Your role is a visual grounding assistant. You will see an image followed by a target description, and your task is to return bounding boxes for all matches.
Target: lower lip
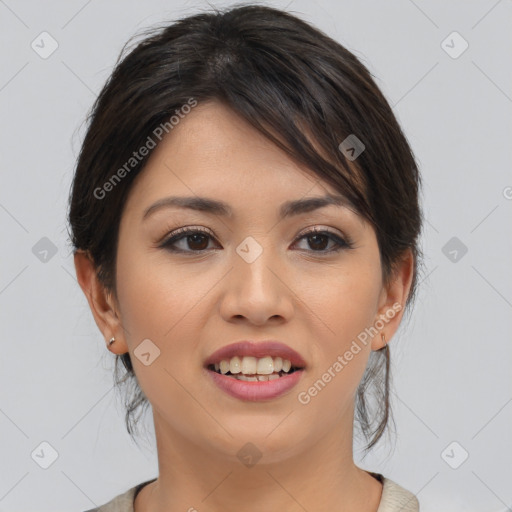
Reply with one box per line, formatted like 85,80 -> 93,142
206,369 -> 304,401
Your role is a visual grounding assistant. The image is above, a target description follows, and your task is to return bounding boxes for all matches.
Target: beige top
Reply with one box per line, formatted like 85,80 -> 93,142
84,473 -> 419,512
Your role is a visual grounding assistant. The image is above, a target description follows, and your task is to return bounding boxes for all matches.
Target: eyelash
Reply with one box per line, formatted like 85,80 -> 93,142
158,226 -> 354,255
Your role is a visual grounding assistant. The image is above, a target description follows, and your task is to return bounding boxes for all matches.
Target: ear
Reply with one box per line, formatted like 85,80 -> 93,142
371,248 -> 415,351
73,250 -> 129,354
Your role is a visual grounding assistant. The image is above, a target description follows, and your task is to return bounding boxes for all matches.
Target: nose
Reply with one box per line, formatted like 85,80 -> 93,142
219,237 -> 294,326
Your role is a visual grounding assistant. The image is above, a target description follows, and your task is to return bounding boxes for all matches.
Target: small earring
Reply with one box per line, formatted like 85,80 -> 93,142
108,337 -> 115,347
379,332 -> 387,351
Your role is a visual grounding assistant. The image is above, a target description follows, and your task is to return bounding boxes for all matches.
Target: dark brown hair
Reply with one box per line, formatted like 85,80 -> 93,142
67,3 -> 423,453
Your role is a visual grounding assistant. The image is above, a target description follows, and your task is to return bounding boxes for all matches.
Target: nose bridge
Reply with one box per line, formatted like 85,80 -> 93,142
234,233 -> 277,294
219,233 -> 292,324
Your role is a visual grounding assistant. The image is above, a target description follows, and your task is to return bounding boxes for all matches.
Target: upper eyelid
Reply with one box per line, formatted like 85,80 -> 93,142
296,225 -> 345,238
162,224 -> 346,241
161,225 -> 214,242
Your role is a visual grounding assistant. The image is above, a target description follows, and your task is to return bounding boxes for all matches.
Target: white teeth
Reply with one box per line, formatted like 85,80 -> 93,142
212,355 -> 296,375
219,360 -> 230,374
257,374 -> 279,381
229,356 -> 241,374
233,372 -> 283,381
234,373 -> 258,381
240,356 -> 257,374
256,356 -> 274,375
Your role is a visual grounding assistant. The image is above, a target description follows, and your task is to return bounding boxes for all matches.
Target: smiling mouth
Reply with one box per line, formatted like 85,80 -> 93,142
206,355 -> 304,382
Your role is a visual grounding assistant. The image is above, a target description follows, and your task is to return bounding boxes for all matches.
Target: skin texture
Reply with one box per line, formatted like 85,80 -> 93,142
75,100 -> 414,512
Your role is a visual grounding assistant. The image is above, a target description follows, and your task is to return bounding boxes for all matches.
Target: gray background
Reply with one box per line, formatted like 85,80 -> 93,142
1,1 -> 511,511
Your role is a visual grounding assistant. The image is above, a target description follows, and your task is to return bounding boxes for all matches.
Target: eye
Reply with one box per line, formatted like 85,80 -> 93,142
159,227 -> 219,253
159,226 -> 354,254
292,227 -> 353,254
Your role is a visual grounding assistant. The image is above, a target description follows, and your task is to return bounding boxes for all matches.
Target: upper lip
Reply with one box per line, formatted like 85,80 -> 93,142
204,340 -> 307,369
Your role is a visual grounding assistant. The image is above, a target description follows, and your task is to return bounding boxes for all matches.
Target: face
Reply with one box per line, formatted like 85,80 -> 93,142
90,100 -> 408,464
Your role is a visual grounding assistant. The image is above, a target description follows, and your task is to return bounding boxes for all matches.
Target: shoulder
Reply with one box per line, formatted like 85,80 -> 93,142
82,478 -> 157,512
377,475 -> 420,512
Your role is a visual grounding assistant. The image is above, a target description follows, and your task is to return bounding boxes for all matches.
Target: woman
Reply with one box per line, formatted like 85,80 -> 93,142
69,4 -> 423,511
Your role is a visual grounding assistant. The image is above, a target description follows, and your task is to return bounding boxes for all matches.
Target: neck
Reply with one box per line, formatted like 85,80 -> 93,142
135,409 -> 382,512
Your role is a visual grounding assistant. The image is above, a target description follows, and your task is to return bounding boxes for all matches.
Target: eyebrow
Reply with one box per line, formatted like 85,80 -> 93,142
142,193 -> 354,221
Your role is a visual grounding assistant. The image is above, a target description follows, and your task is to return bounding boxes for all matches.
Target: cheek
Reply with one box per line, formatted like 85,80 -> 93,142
114,246 -> 203,407
336,275 -> 380,341
115,248 -> 166,340
312,262 -> 381,348
114,243 -> 220,381
301,259 -> 382,409
115,242 -> 200,340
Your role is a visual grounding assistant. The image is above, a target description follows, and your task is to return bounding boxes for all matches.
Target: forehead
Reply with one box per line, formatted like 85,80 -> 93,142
122,100 -> 360,221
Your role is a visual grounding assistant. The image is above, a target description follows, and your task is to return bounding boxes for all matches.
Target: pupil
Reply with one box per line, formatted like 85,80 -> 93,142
309,234 -> 327,250
189,234 -> 208,250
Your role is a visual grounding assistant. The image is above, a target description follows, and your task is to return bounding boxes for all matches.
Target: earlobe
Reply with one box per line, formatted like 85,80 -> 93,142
73,250 -> 127,353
